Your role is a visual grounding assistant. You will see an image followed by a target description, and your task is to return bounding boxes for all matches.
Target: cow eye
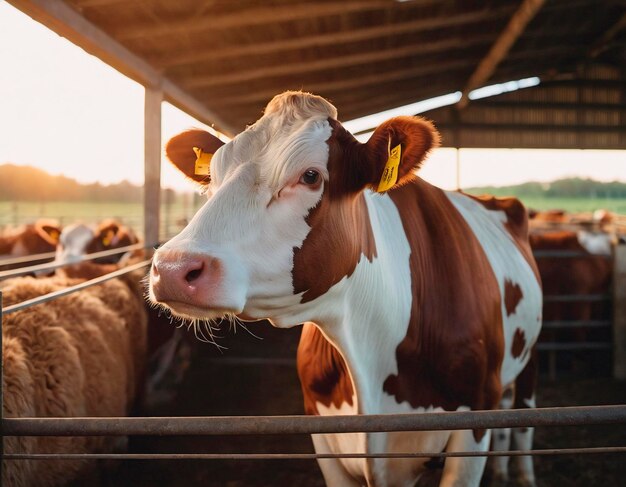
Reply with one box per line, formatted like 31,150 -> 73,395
300,169 -> 321,187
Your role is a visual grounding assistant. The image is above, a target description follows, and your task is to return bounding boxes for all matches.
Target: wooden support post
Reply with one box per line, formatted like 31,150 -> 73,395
613,242 -> 626,379
144,86 -> 162,251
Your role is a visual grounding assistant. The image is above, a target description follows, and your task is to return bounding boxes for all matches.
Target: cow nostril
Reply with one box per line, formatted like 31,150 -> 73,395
185,263 -> 204,283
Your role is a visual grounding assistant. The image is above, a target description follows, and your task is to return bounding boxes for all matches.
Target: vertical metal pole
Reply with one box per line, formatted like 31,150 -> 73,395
613,242 -> 626,379
144,86 -> 163,250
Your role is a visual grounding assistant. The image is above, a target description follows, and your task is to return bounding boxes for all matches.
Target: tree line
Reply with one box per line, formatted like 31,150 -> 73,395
0,163 -> 180,202
468,177 -> 626,198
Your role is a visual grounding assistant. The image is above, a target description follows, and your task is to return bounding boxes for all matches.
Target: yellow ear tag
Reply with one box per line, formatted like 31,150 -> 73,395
102,230 -> 114,246
49,229 -> 59,242
376,142 -> 402,193
193,147 -> 212,176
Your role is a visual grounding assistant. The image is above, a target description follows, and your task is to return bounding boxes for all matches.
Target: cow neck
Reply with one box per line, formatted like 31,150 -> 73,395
292,189 -> 377,303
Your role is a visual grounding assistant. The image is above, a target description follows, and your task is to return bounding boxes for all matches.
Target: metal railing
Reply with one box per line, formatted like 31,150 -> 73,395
0,242 -> 147,280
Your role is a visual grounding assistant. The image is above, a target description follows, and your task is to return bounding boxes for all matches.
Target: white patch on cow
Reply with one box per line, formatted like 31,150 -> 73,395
315,396 -> 366,482
445,192 -> 542,386
577,231 -> 612,256
10,239 -> 27,257
55,223 -> 94,264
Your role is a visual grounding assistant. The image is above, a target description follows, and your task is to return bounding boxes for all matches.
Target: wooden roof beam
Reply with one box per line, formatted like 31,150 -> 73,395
457,0 -> 545,110
198,44 -> 578,107
7,0 -> 238,136
156,6 -> 516,69
205,58 -> 477,107
186,34 -> 494,89
116,1 -> 394,41
589,12 -> 626,58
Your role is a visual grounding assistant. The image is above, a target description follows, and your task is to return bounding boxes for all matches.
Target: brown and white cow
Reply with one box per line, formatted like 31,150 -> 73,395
0,219 -> 61,262
55,219 -> 139,269
148,92 -> 542,487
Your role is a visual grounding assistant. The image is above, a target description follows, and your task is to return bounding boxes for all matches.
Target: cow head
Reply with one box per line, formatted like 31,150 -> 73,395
56,219 -> 138,265
149,91 -> 438,326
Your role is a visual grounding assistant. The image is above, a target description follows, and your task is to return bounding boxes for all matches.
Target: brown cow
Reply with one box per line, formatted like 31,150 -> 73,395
0,219 -> 61,264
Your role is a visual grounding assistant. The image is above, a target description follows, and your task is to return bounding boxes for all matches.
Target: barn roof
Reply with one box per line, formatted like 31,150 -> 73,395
9,0 -> 626,146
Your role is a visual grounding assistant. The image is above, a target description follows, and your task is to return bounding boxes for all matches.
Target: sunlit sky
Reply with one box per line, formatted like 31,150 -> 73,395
1,1 -> 625,194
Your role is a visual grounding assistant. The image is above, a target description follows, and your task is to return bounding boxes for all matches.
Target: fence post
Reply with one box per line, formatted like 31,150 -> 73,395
613,242 -> 626,379
144,86 -> 162,250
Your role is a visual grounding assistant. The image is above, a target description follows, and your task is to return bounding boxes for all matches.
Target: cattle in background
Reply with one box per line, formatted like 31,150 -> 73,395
529,230 -> 613,375
149,91 -> 542,487
0,219 -> 61,266
55,219 -> 139,269
54,221 -> 192,411
529,208 -> 616,234
1,266 -> 147,487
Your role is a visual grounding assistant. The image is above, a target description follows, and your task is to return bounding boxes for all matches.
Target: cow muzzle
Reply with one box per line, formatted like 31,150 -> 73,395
150,249 -> 244,319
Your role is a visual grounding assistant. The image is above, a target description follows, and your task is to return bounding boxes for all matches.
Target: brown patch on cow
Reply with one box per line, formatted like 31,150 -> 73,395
473,428 -> 487,442
292,122 -> 377,303
297,323 -> 354,415
382,179 -> 504,414
511,329 -> 527,358
504,280 -> 524,316
464,193 -> 541,285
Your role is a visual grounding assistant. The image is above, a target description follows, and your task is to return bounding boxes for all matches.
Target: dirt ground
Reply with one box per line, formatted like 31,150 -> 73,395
77,324 -> 625,486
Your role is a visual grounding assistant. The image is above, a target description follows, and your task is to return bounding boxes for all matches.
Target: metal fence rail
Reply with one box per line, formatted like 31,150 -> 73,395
0,250 -> 57,267
1,260 -> 152,315
0,242 -> 149,280
4,405 -> 625,437
5,446 -> 626,461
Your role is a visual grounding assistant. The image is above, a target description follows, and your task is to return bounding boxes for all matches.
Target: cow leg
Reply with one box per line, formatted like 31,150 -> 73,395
485,385 -> 515,486
439,428 -> 491,487
311,434 -> 361,487
510,351 -> 538,487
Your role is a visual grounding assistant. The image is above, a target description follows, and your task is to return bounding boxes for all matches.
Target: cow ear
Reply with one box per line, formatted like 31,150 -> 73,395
363,116 -> 440,192
165,129 -> 225,185
35,220 -> 61,245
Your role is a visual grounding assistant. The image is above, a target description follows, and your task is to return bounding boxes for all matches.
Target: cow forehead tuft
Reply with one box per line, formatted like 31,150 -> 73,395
213,113 -> 333,188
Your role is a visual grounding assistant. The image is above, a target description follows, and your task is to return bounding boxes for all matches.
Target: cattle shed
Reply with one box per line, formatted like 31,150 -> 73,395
3,0 -> 626,486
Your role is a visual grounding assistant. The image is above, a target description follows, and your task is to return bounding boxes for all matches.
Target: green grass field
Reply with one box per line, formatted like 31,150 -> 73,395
512,196 -> 626,214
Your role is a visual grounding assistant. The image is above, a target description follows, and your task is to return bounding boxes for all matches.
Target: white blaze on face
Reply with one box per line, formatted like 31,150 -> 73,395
55,223 -> 94,264
154,98 -> 336,320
